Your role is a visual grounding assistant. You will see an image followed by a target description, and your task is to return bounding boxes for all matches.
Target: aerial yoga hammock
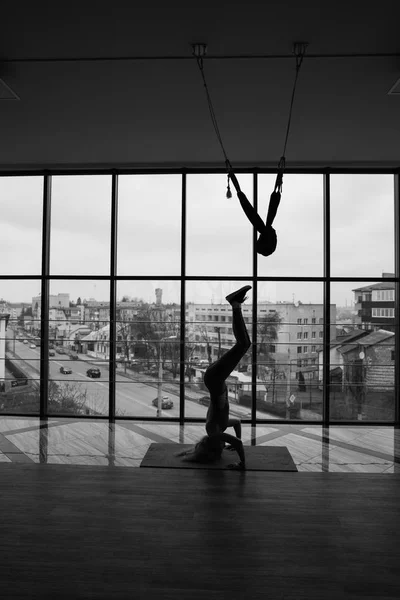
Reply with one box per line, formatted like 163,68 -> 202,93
192,42 -> 308,257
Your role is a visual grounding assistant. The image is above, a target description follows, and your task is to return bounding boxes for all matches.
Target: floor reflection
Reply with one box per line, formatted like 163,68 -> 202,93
0,418 -> 399,472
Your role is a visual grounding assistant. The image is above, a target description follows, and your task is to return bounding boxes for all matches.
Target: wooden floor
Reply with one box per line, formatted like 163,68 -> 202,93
1,463 -> 400,599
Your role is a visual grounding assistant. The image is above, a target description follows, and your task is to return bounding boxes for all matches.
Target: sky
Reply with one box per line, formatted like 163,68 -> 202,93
0,172 -> 395,307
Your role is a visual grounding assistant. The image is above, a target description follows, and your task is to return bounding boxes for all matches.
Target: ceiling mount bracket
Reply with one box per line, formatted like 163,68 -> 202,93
191,43 -> 208,58
293,42 -> 309,58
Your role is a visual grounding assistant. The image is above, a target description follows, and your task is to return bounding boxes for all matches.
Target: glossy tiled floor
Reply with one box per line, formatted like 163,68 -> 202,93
0,418 -> 399,472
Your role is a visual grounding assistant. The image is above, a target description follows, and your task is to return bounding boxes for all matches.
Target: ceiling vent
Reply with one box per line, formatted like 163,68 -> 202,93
388,77 -> 400,95
0,78 -> 19,100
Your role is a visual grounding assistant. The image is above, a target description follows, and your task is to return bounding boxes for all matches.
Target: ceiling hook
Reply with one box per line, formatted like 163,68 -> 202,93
191,43 -> 208,58
293,42 -> 309,58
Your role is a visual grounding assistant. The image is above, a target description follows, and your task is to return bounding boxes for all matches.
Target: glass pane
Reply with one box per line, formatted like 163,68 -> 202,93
48,280 -> 110,416
256,281 -> 325,421
0,279 -> 41,414
185,281 -> 253,420
115,280 -> 181,418
117,175 -> 181,275
0,176 -> 43,274
186,174 -> 253,276
331,175 -> 394,277
50,175 -> 112,275
258,174 -> 323,276
330,281 -> 396,421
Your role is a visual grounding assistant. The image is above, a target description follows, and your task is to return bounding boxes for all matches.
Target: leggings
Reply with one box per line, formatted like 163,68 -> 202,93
237,190 -> 280,257
203,306 -> 251,397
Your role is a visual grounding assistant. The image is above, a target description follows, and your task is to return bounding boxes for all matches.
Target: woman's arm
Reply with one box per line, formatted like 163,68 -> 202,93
174,447 -> 194,458
210,432 -> 246,469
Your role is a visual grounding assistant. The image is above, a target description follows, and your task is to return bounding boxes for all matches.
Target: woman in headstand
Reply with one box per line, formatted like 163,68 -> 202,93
176,285 -> 252,470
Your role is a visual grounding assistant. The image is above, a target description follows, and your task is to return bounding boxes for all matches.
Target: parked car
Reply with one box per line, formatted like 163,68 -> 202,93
11,378 -> 28,387
60,366 -> 72,375
29,343 -> 36,349
49,350 -> 55,357
87,367 -> 101,378
23,339 -> 28,344
152,396 -> 174,410
199,395 -> 210,407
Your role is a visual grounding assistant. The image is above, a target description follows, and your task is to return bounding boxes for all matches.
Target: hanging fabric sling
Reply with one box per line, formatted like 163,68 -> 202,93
192,42 -> 308,257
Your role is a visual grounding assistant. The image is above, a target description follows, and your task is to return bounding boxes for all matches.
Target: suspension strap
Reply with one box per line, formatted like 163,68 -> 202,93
274,156 -> 285,194
192,44 -> 234,197
275,42 -> 308,192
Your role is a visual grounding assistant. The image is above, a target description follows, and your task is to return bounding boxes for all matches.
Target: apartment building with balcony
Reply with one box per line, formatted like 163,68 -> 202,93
353,273 -> 395,331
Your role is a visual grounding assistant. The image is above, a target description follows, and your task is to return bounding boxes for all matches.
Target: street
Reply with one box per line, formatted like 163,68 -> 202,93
6,333 -> 279,420
6,336 -> 210,417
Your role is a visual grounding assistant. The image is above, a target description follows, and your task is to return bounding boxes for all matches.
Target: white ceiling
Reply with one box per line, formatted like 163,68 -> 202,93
1,1 -> 400,170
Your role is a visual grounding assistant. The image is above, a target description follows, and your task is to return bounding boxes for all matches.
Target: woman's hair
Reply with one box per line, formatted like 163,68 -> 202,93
191,435 -> 223,463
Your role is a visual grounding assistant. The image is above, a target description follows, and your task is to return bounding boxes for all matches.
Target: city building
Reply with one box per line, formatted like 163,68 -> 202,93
353,273 -> 395,331
32,293 -> 70,313
187,300 -> 336,382
317,328 -> 372,385
0,312 -> 10,392
339,329 -> 395,391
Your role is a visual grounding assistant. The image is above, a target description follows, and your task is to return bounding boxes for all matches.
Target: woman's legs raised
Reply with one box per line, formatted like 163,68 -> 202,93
203,287 -> 251,394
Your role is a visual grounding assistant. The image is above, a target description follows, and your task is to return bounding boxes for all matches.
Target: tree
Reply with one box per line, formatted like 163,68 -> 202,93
129,304 -> 182,378
196,324 -> 213,365
48,380 -> 89,413
131,305 -> 156,368
257,311 -> 282,397
151,306 -> 181,378
257,311 -> 282,358
117,322 -> 133,373
298,370 -> 306,392
18,305 -> 32,327
214,326 -> 222,359
77,297 -> 82,305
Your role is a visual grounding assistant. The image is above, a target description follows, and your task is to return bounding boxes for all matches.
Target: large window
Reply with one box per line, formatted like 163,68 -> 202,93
117,175 -> 181,276
0,177 -> 43,275
115,280 -> 181,418
330,175 -> 394,277
258,174 -> 323,277
0,171 -> 398,425
186,174 -> 253,276
50,176 -> 112,275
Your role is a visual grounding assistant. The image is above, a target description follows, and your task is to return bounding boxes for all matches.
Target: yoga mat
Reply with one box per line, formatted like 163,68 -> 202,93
140,443 -> 298,472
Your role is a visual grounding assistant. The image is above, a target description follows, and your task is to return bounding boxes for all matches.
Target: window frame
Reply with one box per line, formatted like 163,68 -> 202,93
0,168 -> 398,427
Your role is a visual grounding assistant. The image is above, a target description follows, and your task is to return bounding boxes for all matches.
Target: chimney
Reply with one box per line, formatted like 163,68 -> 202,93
155,288 -> 162,305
